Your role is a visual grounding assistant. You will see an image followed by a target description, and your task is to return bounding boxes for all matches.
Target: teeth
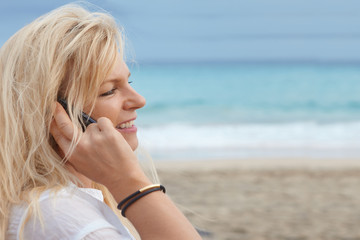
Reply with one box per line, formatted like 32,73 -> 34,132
118,120 -> 134,129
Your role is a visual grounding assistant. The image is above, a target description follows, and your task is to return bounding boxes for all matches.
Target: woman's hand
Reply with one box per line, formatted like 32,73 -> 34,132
50,102 -> 151,200
50,102 -> 201,240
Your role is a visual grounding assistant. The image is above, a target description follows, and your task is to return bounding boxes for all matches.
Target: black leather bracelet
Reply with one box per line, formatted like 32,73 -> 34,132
121,187 -> 165,217
117,184 -> 166,217
117,190 -> 143,210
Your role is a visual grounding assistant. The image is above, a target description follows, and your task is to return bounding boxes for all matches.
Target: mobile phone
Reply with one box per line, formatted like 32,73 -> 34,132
58,98 -> 96,130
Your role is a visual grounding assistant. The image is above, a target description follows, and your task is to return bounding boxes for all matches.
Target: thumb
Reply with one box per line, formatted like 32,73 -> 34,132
53,102 -> 75,140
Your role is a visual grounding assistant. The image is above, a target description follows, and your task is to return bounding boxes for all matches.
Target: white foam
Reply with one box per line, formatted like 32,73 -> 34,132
137,121 -> 360,159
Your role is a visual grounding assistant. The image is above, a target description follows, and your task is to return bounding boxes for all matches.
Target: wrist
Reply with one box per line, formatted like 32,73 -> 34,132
105,171 -> 152,203
118,184 -> 166,217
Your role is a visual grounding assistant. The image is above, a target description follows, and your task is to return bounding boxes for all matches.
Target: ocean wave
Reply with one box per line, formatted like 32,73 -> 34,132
137,121 -> 360,151
141,100 -> 360,113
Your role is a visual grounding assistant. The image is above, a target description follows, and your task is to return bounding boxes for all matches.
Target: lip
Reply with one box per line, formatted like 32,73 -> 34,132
116,125 -> 137,133
115,117 -> 137,133
117,117 -> 136,126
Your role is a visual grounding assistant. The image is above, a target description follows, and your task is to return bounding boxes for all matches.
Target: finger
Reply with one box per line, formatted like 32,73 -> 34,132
50,119 -> 71,154
85,122 -> 101,132
53,102 -> 75,140
97,117 -> 115,132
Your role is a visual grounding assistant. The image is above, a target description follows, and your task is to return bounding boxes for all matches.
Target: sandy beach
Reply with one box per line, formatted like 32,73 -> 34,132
155,158 -> 360,240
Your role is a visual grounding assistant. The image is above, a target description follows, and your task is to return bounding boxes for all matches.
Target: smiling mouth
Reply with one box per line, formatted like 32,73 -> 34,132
116,120 -> 135,129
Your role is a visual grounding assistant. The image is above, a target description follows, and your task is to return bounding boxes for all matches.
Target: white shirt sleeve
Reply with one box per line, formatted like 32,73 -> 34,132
19,188 -> 134,240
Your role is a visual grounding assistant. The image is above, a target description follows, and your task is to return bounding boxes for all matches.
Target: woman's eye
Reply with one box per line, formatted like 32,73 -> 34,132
128,81 -> 133,84
100,88 -> 116,97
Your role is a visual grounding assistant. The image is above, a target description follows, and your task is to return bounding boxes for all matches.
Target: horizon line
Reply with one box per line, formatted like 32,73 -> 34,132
131,59 -> 360,66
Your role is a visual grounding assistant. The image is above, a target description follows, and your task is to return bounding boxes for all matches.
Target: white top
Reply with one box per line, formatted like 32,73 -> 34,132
6,185 -> 135,240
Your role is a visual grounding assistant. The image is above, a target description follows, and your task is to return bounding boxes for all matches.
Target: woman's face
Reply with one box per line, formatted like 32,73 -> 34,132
86,55 -> 146,150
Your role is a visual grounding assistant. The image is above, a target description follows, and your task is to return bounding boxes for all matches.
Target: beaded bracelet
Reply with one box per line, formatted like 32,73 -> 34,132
117,184 -> 166,217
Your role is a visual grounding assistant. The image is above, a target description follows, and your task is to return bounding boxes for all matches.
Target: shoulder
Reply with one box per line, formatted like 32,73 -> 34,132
9,186 -> 133,240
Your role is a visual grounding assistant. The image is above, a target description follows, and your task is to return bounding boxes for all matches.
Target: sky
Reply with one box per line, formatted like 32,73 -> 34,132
0,0 -> 360,63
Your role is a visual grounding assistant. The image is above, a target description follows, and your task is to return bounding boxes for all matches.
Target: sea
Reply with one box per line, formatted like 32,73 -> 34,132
1,1 -> 360,161
130,62 -> 360,160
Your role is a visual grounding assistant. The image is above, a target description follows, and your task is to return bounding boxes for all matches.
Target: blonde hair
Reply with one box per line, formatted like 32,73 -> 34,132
0,4 -> 139,239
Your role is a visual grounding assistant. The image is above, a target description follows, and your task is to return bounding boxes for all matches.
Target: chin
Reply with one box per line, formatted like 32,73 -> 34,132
130,142 -> 138,151
125,136 -> 139,151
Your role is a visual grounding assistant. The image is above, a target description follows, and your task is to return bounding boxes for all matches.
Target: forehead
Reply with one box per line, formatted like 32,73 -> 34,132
105,55 -> 129,81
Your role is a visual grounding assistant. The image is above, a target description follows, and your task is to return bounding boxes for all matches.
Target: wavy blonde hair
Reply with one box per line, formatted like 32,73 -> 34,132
0,4 -> 139,239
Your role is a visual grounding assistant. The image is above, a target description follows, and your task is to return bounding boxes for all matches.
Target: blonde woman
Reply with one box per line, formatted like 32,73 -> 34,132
1,4 -> 201,240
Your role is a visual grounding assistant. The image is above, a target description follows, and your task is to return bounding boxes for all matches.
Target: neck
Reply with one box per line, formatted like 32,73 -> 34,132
66,163 -> 93,188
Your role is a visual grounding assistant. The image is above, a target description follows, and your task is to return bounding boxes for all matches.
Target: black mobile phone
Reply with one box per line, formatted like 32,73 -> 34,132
58,98 -> 96,130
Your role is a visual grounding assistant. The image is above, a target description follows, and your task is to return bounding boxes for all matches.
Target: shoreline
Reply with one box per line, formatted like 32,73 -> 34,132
154,157 -> 360,171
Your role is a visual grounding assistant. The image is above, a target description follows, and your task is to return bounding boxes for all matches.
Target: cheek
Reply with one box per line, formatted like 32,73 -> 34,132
91,104 -> 118,124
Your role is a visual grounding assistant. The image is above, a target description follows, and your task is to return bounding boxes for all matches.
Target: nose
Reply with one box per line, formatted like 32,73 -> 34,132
124,86 -> 146,110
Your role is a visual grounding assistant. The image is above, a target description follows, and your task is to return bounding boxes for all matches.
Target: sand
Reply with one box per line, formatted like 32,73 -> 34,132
155,158 -> 360,240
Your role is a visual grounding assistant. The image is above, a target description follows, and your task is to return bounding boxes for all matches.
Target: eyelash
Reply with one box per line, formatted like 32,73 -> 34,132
100,88 -> 116,97
99,81 -> 133,97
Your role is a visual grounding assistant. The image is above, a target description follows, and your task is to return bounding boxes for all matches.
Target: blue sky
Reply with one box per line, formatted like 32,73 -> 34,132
1,0 -> 360,63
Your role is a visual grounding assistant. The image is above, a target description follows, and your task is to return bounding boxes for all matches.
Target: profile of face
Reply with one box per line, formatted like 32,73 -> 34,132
85,55 -> 146,150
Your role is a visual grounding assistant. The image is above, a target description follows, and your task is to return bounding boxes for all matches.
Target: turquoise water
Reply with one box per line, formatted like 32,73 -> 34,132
1,1 -> 359,160
130,63 -> 360,159
132,63 -> 360,124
